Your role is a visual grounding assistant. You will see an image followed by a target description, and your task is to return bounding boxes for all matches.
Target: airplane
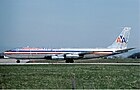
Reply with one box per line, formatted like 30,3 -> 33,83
4,27 -> 134,63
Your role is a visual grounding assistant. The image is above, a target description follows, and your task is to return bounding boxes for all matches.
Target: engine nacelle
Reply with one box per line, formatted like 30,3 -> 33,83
65,54 -> 80,59
45,54 -> 80,60
51,55 -> 64,60
44,55 -> 64,60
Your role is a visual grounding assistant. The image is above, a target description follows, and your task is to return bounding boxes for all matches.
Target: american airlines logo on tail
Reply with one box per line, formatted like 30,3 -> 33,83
116,27 -> 131,44
116,35 -> 127,43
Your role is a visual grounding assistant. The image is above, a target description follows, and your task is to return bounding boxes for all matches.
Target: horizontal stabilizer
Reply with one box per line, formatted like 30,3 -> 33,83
116,48 -> 135,53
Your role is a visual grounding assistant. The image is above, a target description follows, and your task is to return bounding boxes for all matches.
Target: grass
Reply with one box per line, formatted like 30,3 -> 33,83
0,64 -> 140,89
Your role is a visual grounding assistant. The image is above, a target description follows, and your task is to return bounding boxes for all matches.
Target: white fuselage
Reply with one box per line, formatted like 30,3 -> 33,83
4,48 -> 120,59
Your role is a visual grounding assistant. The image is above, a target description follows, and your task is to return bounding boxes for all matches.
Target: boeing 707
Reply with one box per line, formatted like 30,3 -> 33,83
4,27 -> 134,63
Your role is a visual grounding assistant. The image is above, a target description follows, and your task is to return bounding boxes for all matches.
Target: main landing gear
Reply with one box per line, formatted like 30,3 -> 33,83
16,60 -> 20,63
65,59 -> 74,63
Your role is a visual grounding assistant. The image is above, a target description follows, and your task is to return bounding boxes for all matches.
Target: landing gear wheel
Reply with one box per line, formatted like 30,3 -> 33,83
66,59 -> 69,63
70,59 -> 74,63
16,60 -> 20,63
65,59 -> 74,63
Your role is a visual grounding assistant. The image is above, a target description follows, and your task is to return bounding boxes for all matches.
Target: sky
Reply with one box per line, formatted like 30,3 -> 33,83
0,0 -> 139,52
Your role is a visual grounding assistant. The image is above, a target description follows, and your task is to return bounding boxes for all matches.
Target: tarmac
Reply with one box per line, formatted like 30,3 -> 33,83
0,59 -> 139,65
0,59 -> 29,63
0,63 -> 140,65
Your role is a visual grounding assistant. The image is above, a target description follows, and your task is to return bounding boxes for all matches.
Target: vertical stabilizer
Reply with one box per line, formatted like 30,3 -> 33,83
108,27 -> 131,49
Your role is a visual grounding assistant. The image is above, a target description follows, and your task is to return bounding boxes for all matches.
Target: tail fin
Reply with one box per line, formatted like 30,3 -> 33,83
108,27 -> 131,49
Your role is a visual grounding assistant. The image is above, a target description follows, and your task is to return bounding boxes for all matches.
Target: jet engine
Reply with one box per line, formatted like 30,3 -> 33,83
51,55 -> 64,60
44,55 -> 64,60
45,54 -> 81,60
65,54 -> 80,59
